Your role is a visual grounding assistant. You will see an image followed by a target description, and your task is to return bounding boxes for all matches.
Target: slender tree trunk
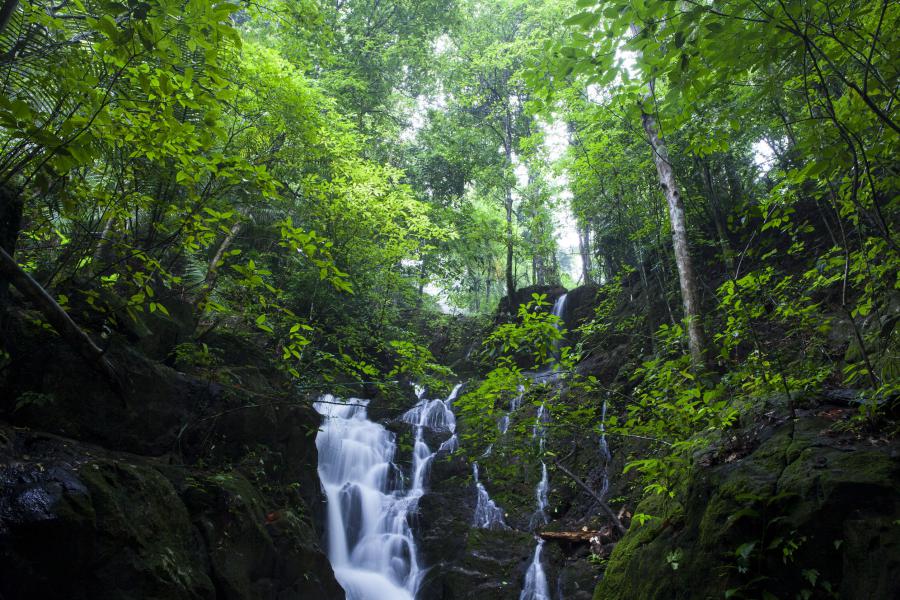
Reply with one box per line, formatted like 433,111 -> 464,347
416,257 -> 428,309
640,109 -> 706,366
193,221 -> 242,310
92,215 -> 116,267
702,160 -> 734,272
0,0 -> 18,37
473,275 -> 481,313
578,222 -> 593,284
533,252 -> 546,285
549,248 -> 560,286
505,192 -> 515,307
0,185 -> 24,321
503,114 -> 516,312
632,23 -> 707,368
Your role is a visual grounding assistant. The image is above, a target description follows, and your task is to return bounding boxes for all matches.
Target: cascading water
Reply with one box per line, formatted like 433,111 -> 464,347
472,462 -> 508,529
529,461 -> 549,529
519,539 -> 551,600
498,385 -> 524,435
401,384 -> 461,492
498,414 -> 510,435
314,384 -> 460,600
597,396 -> 611,500
520,292 -> 568,600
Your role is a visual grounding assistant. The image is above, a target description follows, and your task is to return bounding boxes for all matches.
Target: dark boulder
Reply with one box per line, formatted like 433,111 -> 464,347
0,425 -> 343,600
594,416 -> 900,600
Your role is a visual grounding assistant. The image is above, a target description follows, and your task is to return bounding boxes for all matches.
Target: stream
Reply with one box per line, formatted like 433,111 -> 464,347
314,293 -> 584,600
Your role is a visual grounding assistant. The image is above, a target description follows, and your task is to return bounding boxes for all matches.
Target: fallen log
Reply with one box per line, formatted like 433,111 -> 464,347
539,530 -> 607,543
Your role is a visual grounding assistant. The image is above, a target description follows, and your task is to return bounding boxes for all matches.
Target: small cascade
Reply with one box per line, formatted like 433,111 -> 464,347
597,396 -> 611,500
315,384 -> 461,600
519,539 -> 551,600
402,384 -> 461,490
511,385 -> 525,410
532,401 -> 548,452
532,293 -> 569,383
498,414 -> 510,435
529,461 -> 549,529
519,292 -> 567,599
472,462 -> 507,529
498,385 -> 524,435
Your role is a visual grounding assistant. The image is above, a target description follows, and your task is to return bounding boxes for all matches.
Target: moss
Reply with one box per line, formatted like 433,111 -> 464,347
592,495 -> 680,600
77,460 -> 215,600
593,421 -> 900,600
182,469 -> 342,599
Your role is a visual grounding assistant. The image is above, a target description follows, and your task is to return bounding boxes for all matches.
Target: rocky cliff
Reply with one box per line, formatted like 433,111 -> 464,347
0,318 -> 342,599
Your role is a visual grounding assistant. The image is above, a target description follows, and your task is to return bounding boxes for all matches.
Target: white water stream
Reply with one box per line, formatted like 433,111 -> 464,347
520,292 -> 568,600
314,384 -> 460,600
472,462 -> 508,529
313,294 -> 575,600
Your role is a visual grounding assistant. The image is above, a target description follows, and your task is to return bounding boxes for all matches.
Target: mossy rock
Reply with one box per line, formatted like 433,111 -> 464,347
0,427 -> 342,600
1,454 -> 214,600
180,469 -> 343,600
593,420 -> 900,600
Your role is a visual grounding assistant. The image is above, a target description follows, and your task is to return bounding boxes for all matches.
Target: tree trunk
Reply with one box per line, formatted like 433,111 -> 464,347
639,108 -> 706,367
503,116 -> 516,312
0,185 -> 24,324
0,247 -> 120,390
532,252 -> 545,285
631,23 -> 707,368
578,222 -> 593,284
549,248 -> 560,286
504,191 -> 515,310
415,255 -> 428,309
194,221 -> 242,309
0,0 -> 18,37
701,160 -> 734,272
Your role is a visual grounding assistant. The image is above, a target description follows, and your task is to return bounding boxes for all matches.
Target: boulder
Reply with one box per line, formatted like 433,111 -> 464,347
593,417 -> 900,600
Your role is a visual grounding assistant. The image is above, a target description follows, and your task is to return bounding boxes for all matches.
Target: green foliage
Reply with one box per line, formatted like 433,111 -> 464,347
387,340 -> 455,393
456,293 -> 571,449
173,342 -> 223,370
484,294 -> 565,369
619,323 -> 737,500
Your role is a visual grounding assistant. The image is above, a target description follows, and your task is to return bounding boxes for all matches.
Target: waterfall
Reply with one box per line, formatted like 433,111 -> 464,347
529,461 -> 549,529
520,292 -> 567,599
498,414 -> 510,435
519,539 -> 551,600
314,384 -> 461,600
533,293 -> 568,383
499,385 -> 524,435
598,396 -> 611,500
401,384 -> 461,492
472,462 -> 508,529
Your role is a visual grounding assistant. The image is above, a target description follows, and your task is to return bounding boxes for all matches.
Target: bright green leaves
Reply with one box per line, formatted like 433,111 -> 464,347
387,340 -> 454,394
485,294 -> 567,370
619,323 -> 735,500
277,219 -> 352,294
231,260 -> 276,294
564,10 -> 600,30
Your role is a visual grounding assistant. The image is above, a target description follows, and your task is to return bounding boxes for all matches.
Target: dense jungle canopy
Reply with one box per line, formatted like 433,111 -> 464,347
0,0 -> 897,599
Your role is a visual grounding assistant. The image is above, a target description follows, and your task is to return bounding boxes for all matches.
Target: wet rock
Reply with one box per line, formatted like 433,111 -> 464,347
593,419 -> 900,600
0,425 -> 343,600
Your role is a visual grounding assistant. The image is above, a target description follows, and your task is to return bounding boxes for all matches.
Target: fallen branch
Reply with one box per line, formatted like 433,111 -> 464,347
539,529 -> 612,543
0,247 -> 121,394
553,458 -> 626,536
